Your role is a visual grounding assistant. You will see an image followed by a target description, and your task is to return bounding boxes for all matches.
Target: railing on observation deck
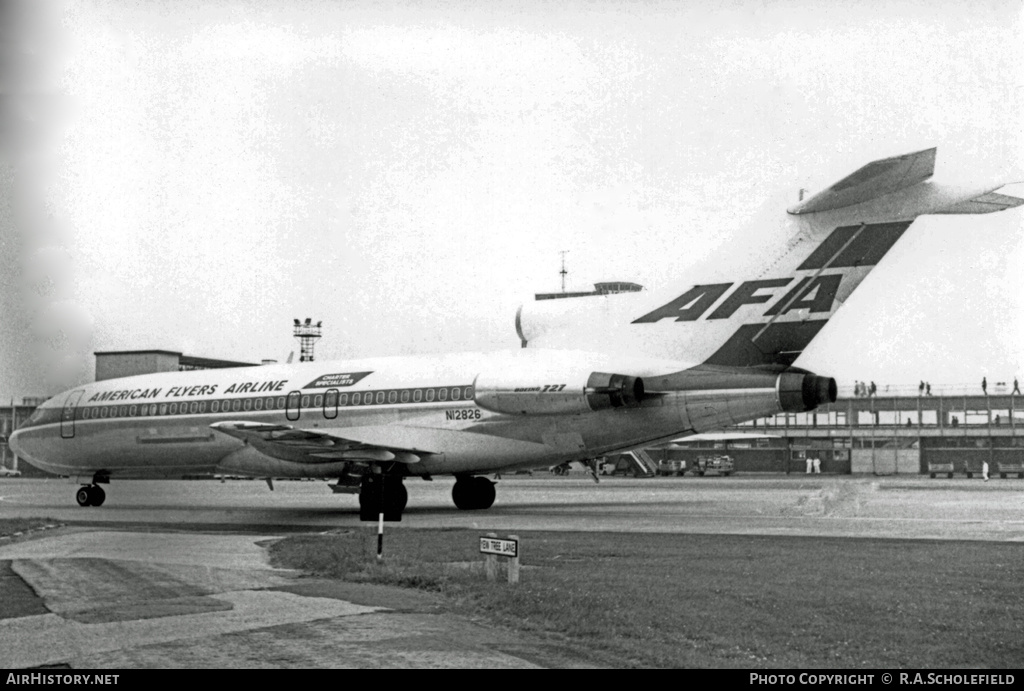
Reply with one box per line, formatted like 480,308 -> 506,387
737,382 -> 1024,431
836,382 -> 1020,398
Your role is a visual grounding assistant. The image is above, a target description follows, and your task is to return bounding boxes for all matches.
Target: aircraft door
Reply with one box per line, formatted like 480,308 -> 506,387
324,389 -> 339,419
286,390 -> 301,421
61,390 -> 85,439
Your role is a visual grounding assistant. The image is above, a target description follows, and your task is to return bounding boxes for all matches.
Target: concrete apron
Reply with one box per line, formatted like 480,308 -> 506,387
0,530 -> 544,669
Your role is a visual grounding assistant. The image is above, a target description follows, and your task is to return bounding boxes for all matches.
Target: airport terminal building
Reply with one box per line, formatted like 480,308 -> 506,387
665,389 -> 1024,476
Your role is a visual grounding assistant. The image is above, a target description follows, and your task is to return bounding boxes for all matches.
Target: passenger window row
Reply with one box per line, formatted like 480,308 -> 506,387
74,385 -> 476,421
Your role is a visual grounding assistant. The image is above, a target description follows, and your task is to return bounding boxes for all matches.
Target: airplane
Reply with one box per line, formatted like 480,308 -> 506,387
9,147 -> 1023,518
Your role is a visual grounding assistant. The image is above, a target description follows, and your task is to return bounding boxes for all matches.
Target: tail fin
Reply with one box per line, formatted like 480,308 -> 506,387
518,148 -> 1022,368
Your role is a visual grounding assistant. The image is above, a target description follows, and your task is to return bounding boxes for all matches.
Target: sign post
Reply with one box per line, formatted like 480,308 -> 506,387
479,533 -> 520,584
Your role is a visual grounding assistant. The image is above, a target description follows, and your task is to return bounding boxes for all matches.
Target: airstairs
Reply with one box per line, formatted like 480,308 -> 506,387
625,449 -> 658,478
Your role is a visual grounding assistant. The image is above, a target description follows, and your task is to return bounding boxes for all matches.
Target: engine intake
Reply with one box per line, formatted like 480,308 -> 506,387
585,372 -> 645,410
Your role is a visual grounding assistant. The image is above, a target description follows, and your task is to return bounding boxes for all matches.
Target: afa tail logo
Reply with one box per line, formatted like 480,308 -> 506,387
633,221 -> 913,325
633,274 -> 843,324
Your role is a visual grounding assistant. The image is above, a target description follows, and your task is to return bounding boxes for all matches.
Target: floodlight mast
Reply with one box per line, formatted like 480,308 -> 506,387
293,317 -> 322,362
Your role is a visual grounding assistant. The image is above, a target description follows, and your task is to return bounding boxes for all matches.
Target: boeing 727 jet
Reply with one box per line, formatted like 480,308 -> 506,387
10,148 -> 1023,519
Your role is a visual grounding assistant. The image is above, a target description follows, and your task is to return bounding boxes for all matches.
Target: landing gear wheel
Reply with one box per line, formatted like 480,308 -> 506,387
358,475 -> 406,521
393,482 -> 408,513
473,476 -> 495,509
358,490 -> 376,515
452,478 -> 471,509
75,485 -> 105,507
452,476 -> 496,510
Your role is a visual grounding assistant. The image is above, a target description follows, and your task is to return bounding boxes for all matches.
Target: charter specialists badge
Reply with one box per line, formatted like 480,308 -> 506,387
304,371 -> 373,388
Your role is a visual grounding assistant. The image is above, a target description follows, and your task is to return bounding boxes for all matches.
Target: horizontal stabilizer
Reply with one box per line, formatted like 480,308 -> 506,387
788,148 -> 936,215
932,189 -> 1024,215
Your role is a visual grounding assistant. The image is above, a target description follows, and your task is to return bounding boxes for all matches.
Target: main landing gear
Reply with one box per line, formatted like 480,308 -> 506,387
358,474 -> 408,521
75,484 -> 106,507
452,475 -> 496,510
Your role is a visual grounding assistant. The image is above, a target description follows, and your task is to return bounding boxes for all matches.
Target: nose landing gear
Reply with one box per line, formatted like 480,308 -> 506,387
75,484 -> 106,507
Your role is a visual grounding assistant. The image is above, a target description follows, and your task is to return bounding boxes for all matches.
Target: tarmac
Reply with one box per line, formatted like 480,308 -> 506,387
1,474 -> 1022,668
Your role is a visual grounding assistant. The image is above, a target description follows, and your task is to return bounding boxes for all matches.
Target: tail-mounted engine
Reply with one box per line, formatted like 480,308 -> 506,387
777,371 -> 837,412
474,370 -> 645,416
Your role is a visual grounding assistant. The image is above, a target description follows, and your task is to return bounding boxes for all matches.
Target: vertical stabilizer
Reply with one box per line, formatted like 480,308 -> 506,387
517,148 -> 1023,368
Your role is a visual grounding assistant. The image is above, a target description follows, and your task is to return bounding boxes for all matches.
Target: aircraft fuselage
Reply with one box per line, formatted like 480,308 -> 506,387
10,349 -> 800,482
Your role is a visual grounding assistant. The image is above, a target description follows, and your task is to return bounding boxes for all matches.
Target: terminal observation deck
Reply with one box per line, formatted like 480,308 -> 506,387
739,388 -> 1024,439
672,383 -> 1024,476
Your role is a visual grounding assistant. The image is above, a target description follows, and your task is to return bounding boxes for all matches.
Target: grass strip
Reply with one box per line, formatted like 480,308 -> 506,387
270,528 -> 1024,668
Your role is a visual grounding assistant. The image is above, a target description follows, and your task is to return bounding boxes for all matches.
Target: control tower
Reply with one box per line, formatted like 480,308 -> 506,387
293,318 -> 322,362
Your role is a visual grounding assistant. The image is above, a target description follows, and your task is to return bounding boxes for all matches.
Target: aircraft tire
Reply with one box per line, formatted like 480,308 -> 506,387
388,480 -> 408,513
90,485 -> 106,506
453,476 -> 495,510
472,476 -> 496,509
358,482 -> 379,515
76,487 -> 92,507
452,478 -> 473,510
358,476 -> 406,518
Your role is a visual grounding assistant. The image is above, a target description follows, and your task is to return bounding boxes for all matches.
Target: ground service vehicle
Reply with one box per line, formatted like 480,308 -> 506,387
694,455 -> 734,476
658,459 -> 687,476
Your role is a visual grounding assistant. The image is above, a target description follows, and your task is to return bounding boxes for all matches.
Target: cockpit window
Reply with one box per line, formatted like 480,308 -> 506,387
25,407 -> 47,425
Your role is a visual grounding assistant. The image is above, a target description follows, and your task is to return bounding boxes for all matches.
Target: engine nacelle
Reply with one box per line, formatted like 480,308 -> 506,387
475,370 -> 645,416
777,371 -> 837,412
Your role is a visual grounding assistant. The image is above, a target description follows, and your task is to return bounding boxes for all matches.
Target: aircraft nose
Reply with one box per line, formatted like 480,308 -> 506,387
9,428 -> 28,458
8,427 -> 42,468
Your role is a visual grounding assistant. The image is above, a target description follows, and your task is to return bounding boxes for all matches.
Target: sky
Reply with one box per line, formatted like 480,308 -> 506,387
1,0 -> 1023,399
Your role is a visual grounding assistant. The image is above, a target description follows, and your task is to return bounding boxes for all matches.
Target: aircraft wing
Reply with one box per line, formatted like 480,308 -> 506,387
211,421 -> 429,464
676,431 -> 781,441
652,431 -> 781,449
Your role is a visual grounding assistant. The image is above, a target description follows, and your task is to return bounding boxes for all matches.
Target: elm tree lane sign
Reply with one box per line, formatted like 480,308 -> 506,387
479,536 -> 518,558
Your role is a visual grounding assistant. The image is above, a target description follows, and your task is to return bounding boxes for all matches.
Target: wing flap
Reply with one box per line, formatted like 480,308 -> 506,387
211,421 -> 425,464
